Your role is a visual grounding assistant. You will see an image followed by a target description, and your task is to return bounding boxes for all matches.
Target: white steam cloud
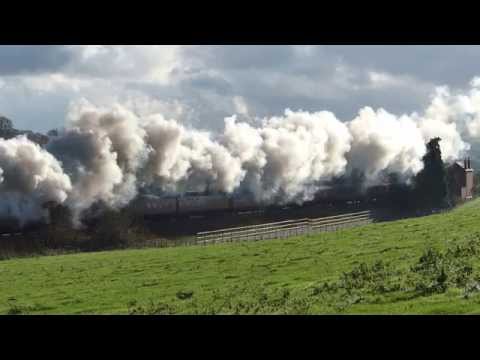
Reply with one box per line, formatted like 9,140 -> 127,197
143,114 -> 245,193
223,110 -> 351,203
47,101 -> 148,223
0,136 -> 72,225
4,78 -> 480,226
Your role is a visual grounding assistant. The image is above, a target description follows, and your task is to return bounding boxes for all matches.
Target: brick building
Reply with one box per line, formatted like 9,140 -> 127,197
448,158 -> 474,201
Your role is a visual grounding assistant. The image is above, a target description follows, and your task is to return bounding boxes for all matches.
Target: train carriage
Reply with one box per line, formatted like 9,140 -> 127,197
177,194 -> 230,215
132,195 -> 177,216
231,196 -> 259,211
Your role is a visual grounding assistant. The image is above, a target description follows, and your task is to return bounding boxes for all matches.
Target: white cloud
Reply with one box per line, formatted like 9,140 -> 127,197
233,96 -> 249,116
0,45 -> 479,136
66,45 -> 182,84
471,77 -> 480,88
368,71 -> 402,88
19,73 -> 92,94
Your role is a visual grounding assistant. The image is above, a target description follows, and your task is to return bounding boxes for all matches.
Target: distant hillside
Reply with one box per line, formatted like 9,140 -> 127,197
0,115 -> 49,146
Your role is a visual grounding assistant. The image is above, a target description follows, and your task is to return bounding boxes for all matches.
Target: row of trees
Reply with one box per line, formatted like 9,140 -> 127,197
46,205 -> 150,251
1,204 -> 155,258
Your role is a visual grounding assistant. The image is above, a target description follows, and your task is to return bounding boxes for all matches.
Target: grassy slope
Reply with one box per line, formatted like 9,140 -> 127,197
2,200 -> 480,314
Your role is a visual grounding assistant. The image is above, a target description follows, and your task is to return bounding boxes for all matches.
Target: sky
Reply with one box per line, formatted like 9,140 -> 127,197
1,45 -> 480,133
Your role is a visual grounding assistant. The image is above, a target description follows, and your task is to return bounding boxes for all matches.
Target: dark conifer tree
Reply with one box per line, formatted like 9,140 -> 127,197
414,137 -> 449,210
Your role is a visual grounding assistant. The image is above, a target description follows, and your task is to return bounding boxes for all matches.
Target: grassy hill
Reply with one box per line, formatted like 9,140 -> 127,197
3,200 -> 480,314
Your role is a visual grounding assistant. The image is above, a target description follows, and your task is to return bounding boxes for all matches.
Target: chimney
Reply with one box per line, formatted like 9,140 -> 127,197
468,157 -> 471,169
465,158 -> 468,169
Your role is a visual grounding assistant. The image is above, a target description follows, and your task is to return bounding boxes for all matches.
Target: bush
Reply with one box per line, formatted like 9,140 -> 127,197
409,242 -> 479,295
309,240 -> 480,312
86,209 -> 137,250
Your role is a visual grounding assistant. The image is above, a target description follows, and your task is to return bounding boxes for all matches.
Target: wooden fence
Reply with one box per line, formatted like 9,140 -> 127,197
196,210 -> 373,246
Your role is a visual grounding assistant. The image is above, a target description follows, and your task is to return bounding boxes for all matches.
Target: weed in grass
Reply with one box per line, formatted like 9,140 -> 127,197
128,299 -> 177,315
7,304 -> 25,315
4,299 -> 42,315
176,290 -> 194,300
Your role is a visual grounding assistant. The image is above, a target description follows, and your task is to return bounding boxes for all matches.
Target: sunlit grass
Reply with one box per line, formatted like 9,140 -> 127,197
2,199 -> 480,314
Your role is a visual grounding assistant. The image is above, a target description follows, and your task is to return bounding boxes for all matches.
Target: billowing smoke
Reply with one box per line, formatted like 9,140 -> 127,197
346,104 -> 469,185
347,107 -> 425,184
223,110 -> 351,203
143,114 -> 245,193
47,101 -> 148,223
4,78 -> 480,226
0,136 -> 72,225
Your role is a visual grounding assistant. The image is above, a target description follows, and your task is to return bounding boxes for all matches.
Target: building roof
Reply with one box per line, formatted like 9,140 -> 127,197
453,161 -> 474,171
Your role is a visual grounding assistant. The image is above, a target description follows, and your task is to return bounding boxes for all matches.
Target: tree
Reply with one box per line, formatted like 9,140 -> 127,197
88,208 -> 139,250
45,203 -> 76,248
386,172 -> 415,212
414,137 -> 450,210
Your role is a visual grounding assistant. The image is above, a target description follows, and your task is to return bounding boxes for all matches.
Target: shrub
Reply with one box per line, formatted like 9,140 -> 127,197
86,209 -> 134,250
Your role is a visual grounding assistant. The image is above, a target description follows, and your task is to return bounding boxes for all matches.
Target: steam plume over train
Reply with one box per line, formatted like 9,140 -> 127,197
3,78 -> 480,226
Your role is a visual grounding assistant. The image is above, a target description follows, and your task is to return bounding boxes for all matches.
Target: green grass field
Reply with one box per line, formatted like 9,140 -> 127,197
3,200 -> 480,314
